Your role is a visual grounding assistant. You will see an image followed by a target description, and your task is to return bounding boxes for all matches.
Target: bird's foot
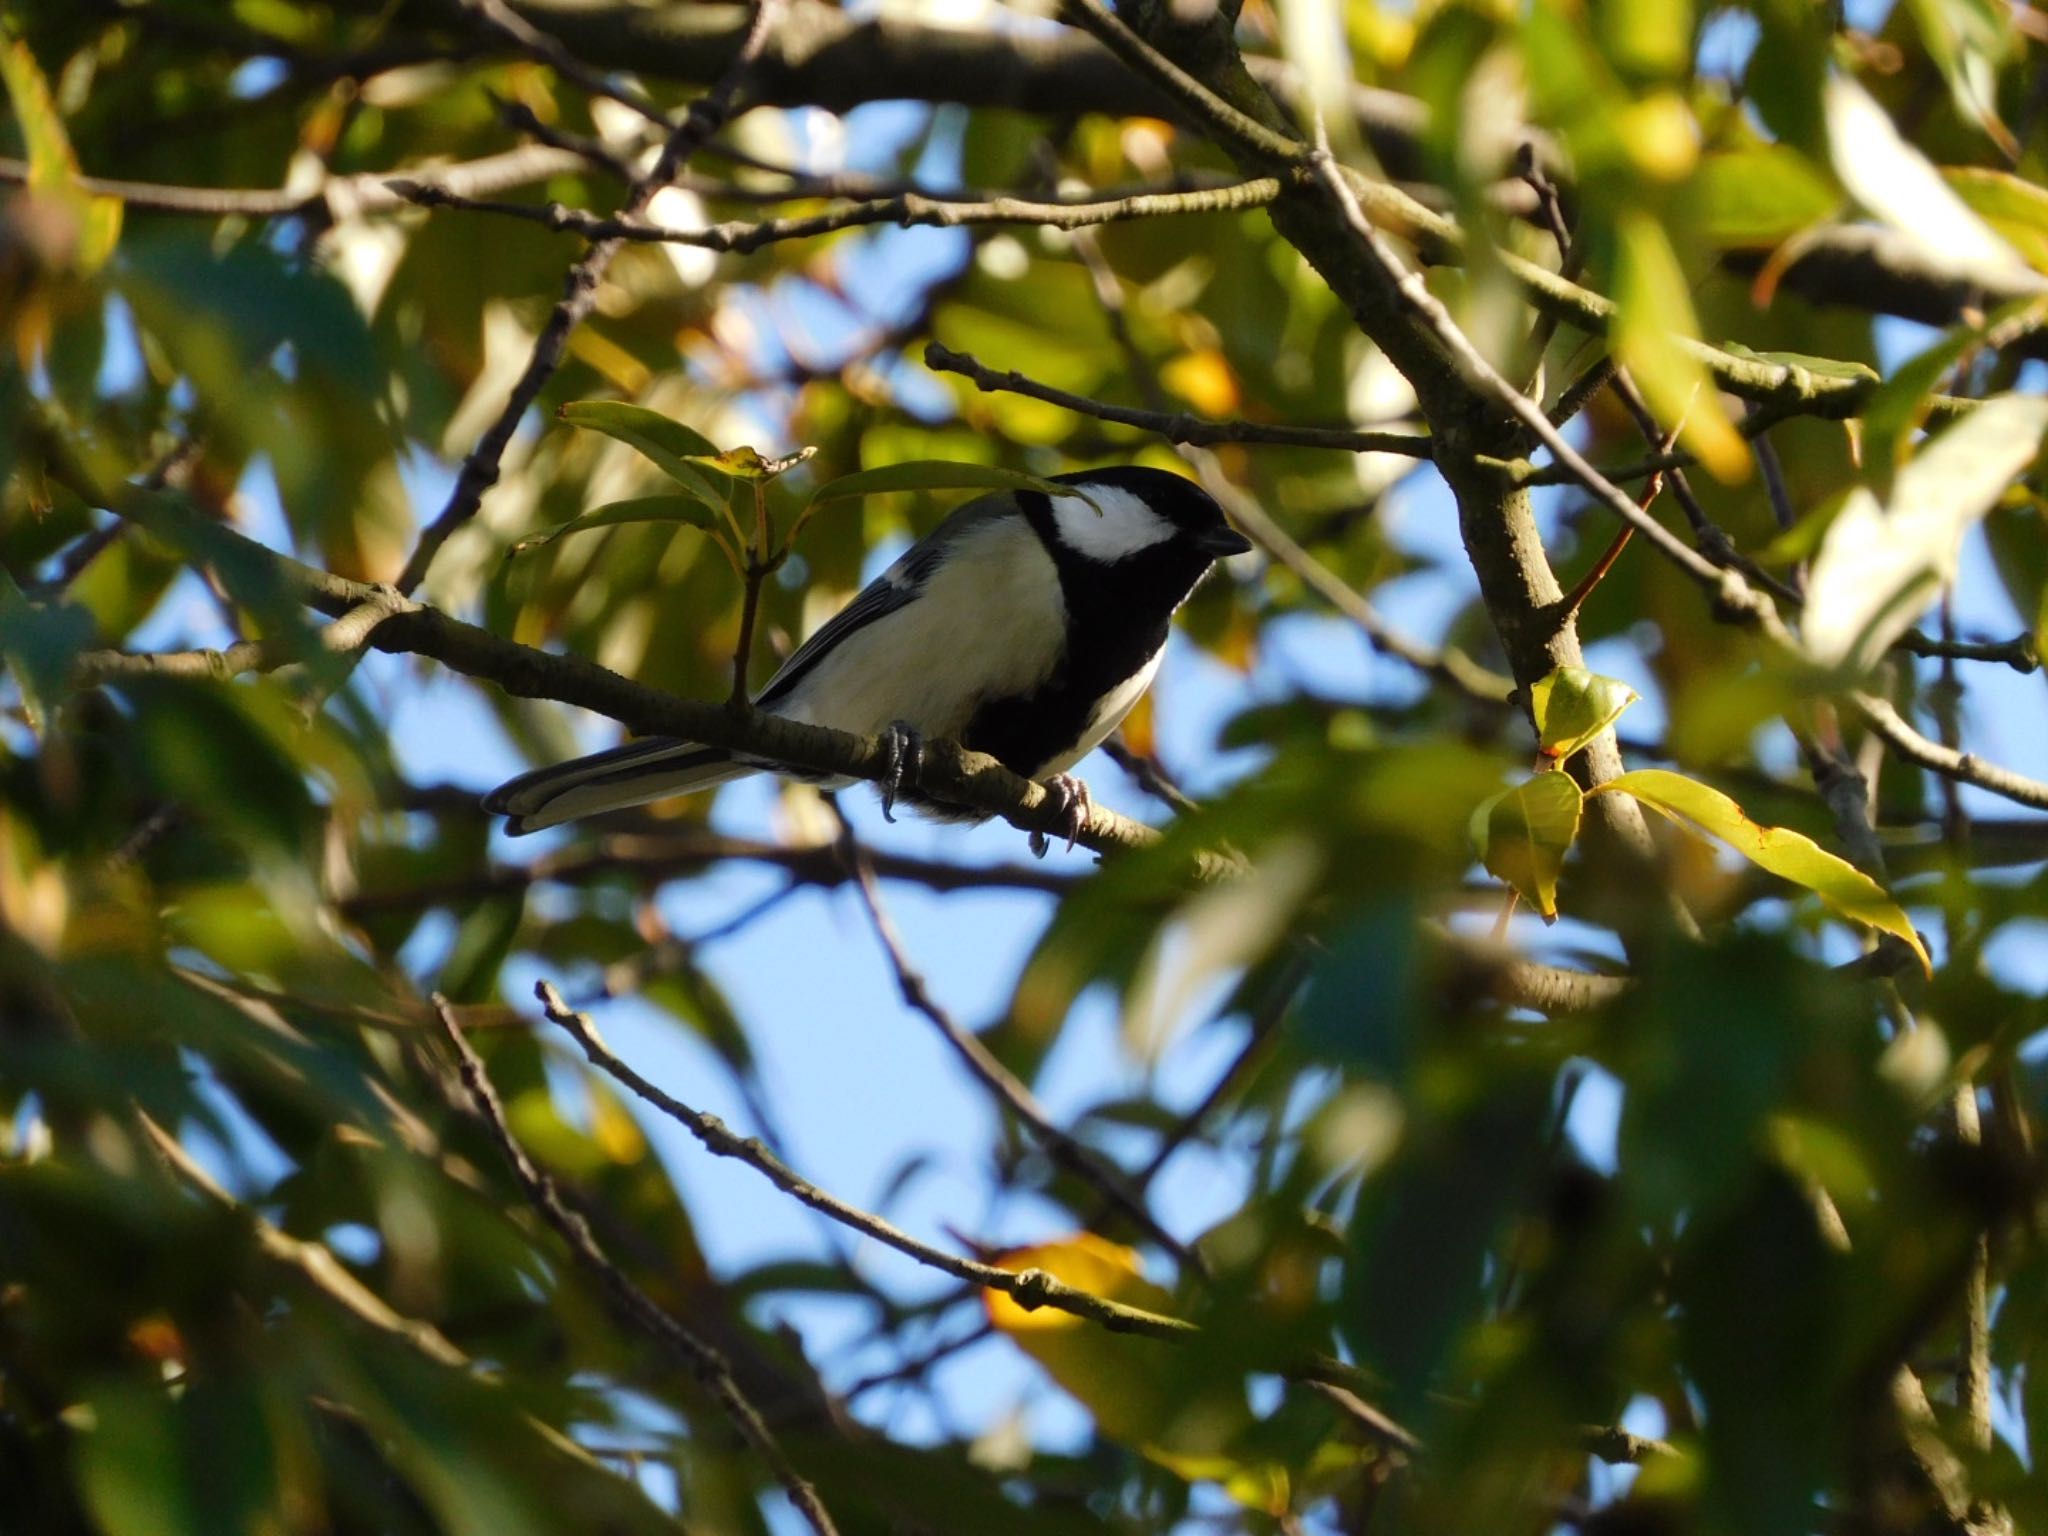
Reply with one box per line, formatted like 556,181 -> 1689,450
1029,773 -> 1093,859
878,719 -> 925,823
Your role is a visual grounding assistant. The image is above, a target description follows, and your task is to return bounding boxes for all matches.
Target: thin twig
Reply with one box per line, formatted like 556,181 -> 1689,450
0,145 -> 587,220
833,818 -> 1206,1271
457,0 -> 667,124
389,174 -> 1288,250
1851,693 -> 2048,812
925,341 -> 1431,458
1893,629 -> 2039,673
395,0 -> 788,594
429,996 -> 842,1536
338,829 -> 1075,917
529,980 -> 1198,1338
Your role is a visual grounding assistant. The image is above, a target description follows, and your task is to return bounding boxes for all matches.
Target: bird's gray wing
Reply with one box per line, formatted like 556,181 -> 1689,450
755,493 -> 1021,711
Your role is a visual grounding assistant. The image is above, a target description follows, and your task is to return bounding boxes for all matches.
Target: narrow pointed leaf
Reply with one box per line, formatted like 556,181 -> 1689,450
506,495 -> 721,556
557,401 -> 730,511
1470,772 -> 1584,920
1596,768 -> 1929,971
1806,392 -> 2048,671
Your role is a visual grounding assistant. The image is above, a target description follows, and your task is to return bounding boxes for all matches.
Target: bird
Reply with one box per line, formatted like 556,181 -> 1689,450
483,465 -> 1252,847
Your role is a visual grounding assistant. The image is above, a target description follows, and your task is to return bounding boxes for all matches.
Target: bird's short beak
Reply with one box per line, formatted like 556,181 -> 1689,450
1199,524 -> 1254,558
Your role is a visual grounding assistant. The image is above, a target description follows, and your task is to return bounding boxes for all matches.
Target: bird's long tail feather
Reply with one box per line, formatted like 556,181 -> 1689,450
482,738 -> 748,835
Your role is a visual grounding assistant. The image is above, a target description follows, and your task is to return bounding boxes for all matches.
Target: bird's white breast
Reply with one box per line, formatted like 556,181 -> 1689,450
1036,646 -> 1164,776
772,514 -> 1068,740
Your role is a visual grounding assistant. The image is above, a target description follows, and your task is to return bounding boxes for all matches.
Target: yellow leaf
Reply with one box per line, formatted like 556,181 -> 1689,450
1469,772 -> 1584,920
983,1235 -> 1321,1513
1160,348 -> 1241,417
1593,768 -> 1930,972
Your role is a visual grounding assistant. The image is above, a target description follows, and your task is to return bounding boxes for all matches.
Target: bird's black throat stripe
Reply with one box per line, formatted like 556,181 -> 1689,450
961,485 -> 1214,778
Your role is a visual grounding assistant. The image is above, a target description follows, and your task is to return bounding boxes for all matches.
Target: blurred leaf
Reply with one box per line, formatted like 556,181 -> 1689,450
0,569 -> 92,733
1595,769 -> 1928,968
1470,772 -> 1584,920
806,460 -> 1098,507
1904,0 -> 2018,157
0,39 -> 122,273
1805,392 -> 2048,672
1690,144 -> 1838,246
1824,72 -> 2031,288
1613,211 -> 1748,481
1943,167 -> 2048,271
1342,1067 -> 1551,1410
1528,664 -> 1639,762
1857,303 -> 2043,479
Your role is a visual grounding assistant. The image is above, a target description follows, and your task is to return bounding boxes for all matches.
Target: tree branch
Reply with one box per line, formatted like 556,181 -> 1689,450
394,0 -> 786,594
1851,693 -> 2048,812
834,820 -> 1203,1271
389,173 -> 1290,250
531,980 -> 1197,1337
924,341 -> 1431,458
430,996 -> 842,1536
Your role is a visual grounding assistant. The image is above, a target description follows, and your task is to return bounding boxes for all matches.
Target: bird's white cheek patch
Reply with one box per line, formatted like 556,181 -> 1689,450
1053,484 -> 1175,562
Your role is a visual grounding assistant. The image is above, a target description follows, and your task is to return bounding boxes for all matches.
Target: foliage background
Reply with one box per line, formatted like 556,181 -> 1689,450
3,0 -> 2048,1533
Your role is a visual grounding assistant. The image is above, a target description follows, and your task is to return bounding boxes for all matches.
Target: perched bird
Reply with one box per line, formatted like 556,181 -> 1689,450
483,465 -> 1251,844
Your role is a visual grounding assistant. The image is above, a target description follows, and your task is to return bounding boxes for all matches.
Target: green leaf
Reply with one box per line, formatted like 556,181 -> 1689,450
0,569 -> 93,733
505,495 -> 722,556
556,401 -> 730,511
1942,167 -> 2048,271
0,40 -> 122,271
1858,306 -> 2027,481
1613,211 -> 1750,482
1824,73 -> 2030,288
1905,0 -> 2018,158
1595,768 -> 1930,970
806,460 -> 1101,507
1528,665 -> 1639,762
1690,145 -> 1839,247
1805,392 -> 2048,672
1469,771 -> 1584,920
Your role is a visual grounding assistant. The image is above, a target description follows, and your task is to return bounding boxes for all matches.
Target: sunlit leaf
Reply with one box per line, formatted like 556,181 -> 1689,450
1528,664 -> 1640,762
1469,771 -> 1583,919
0,41 -> 122,273
685,444 -> 817,481
1942,167 -> 2048,272
1805,392 -> 2048,672
1595,768 -> 1929,969
556,400 -> 730,512
1825,72 -> 2032,289
1690,144 -> 1839,246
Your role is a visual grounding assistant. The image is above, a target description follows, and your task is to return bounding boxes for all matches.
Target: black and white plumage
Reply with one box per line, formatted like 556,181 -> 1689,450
483,466 -> 1252,837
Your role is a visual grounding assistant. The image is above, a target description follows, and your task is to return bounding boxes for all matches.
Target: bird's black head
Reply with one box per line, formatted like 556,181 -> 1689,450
1042,466 -> 1253,568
